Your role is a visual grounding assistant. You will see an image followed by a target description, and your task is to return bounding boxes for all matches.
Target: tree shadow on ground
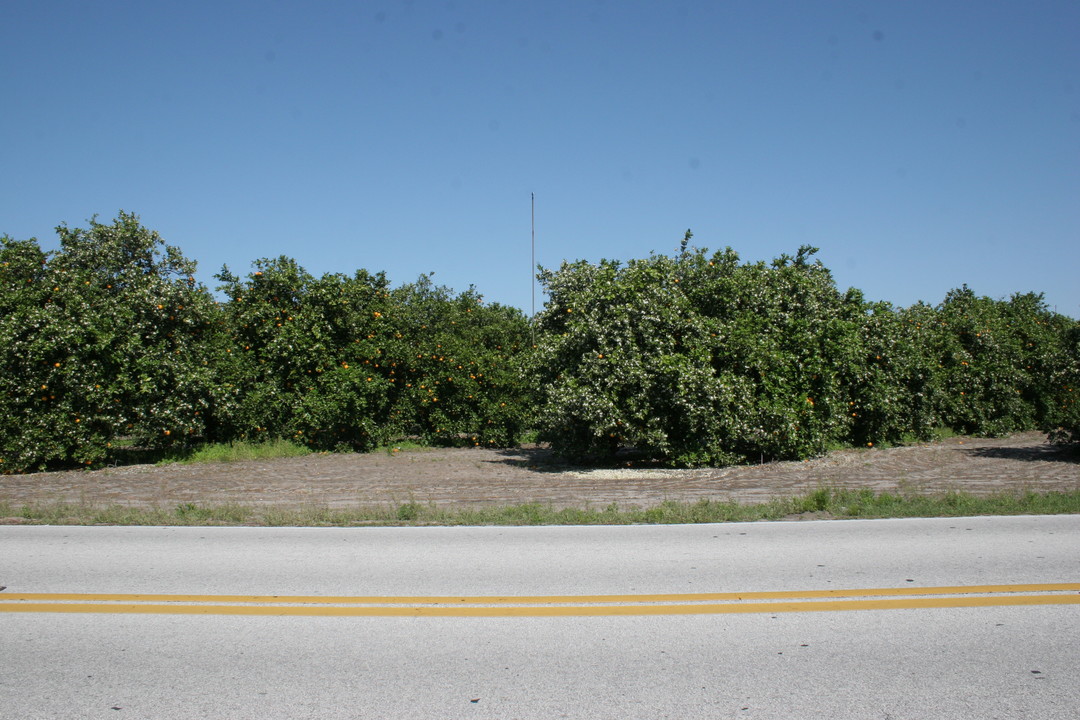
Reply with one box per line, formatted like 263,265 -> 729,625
490,440 -> 1080,474
963,443 -> 1080,464
489,444 -> 676,473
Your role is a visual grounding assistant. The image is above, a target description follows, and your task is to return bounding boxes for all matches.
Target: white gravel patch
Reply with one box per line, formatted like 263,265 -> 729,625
568,468 -> 689,480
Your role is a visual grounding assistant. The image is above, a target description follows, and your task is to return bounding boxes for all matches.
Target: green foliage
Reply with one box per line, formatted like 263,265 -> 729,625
932,286 -> 1033,435
161,438 -> 313,465
2,213 -> 1075,471
529,241 -> 1075,465
530,244 -> 864,465
210,261 -> 533,453
1042,319 -> 1080,444
0,213 -> 221,471
212,257 -> 397,451
844,300 -> 943,446
6,488 -> 1079,526
383,275 -> 534,447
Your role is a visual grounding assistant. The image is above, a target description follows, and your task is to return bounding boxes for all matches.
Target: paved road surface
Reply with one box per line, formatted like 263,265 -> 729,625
2,516 -> 1078,718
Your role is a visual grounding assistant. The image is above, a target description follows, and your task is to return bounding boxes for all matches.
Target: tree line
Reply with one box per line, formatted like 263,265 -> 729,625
1,215 -> 1076,472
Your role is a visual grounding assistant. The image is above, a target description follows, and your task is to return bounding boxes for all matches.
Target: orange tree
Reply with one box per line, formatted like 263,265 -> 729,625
1042,317 -> 1079,445
529,242 -> 865,465
845,300 -> 951,446
0,213 -> 223,471
212,257 -> 396,451
529,253 -> 738,465
693,246 -> 865,461
1000,292 -> 1074,432
383,275 -> 533,447
845,289 -> 1077,445
929,286 -> 1069,437
212,263 -> 533,450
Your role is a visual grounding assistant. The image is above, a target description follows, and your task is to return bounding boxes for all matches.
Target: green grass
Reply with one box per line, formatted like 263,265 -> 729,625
824,426 -> 961,453
897,426 -> 960,447
373,440 -> 431,456
1,488 -> 1078,527
158,438 -> 313,465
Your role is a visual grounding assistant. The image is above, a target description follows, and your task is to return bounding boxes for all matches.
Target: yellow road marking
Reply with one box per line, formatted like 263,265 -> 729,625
1,595 -> 1079,617
1,584 -> 1078,617
3,583 -> 1078,606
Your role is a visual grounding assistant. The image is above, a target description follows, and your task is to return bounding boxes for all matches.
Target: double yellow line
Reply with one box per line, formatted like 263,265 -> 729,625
1,584 -> 1078,617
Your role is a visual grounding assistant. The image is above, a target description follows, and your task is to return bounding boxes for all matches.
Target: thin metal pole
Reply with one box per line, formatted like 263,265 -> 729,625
531,192 -> 535,321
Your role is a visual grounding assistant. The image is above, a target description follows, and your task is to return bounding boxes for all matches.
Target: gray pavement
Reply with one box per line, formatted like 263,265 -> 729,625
2,516 -> 1078,718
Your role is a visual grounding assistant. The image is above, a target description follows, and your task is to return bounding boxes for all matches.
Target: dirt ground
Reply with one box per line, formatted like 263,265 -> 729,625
2,431 -> 1078,511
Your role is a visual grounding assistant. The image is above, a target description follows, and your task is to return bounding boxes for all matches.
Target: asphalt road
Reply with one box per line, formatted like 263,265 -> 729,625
2,516 -> 1078,719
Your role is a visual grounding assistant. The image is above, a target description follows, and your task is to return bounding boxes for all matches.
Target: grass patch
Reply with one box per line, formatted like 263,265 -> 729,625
373,440 -> 431,456
896,426 -> 960,447
2,488 -> 1078,527
158,438 -> 313,465
0,501 -> 257,526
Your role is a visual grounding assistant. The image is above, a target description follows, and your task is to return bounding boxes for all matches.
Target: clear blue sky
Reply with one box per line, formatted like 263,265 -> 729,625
3,1 -> 1078,317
